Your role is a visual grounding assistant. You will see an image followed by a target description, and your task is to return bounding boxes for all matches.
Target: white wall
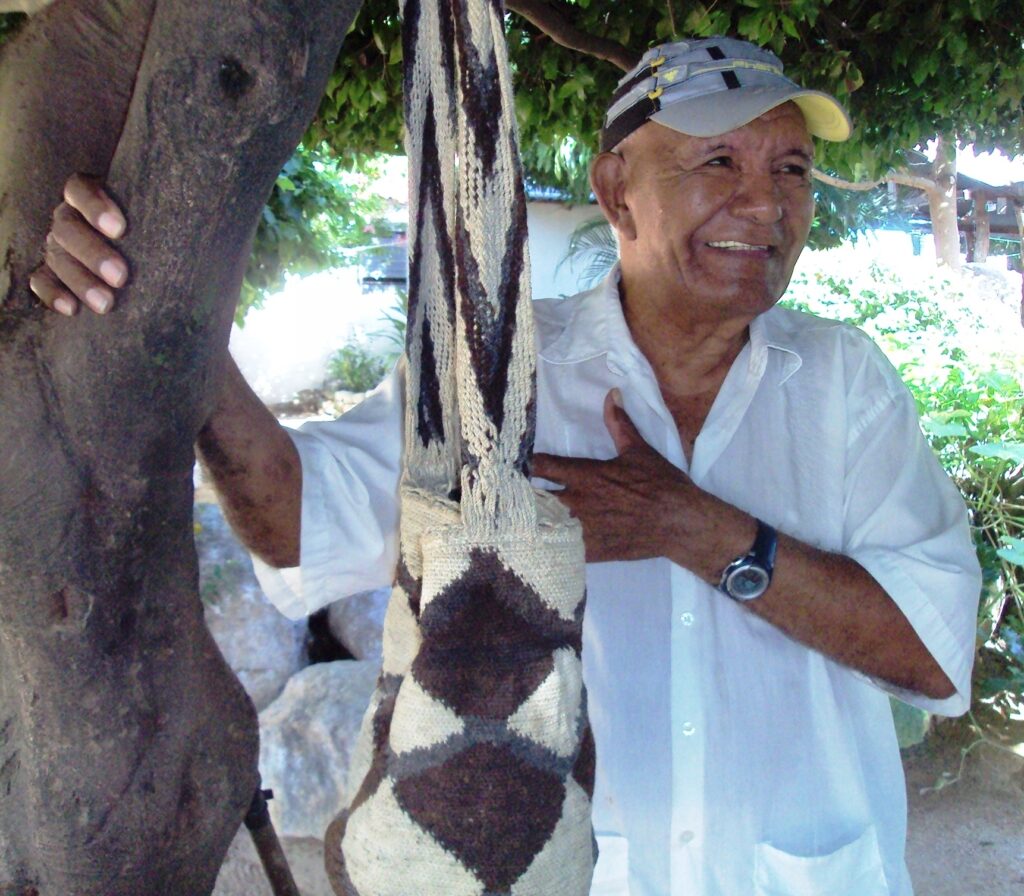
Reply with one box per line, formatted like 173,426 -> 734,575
234,200 -> 604,403
230,268 -> 401,404
526,201 -> 606,299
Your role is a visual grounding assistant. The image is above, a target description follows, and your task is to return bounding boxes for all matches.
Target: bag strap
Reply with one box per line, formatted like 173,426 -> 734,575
401,0 -> 536,535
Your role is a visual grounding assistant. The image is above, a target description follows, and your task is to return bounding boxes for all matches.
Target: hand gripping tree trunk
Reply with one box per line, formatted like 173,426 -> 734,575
0,1 -> 360,893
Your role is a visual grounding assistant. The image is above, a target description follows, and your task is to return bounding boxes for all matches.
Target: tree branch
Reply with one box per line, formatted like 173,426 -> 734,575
812,169 -> 884,191
815,168 -> 1024,202
506,0 -> 637,71
813,167 -> 937,194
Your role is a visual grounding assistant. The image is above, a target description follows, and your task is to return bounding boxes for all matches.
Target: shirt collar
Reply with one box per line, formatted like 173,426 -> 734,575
540,263 -> 804,385
539,264 -> 628,368
749,309 -> 803,385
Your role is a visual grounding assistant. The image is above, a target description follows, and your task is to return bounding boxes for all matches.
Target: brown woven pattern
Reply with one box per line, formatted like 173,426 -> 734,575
325,0 -> 594,893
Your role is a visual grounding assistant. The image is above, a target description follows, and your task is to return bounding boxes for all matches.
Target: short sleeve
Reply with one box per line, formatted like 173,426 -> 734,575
252,364 -> 404,619
842,356 -> 981,716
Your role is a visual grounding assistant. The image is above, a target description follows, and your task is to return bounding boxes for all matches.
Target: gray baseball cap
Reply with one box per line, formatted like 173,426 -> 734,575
601,37 -> 852,151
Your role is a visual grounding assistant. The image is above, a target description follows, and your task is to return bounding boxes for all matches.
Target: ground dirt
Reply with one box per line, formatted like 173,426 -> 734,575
904,715 -> 1024,895
215,716 -> 1024,896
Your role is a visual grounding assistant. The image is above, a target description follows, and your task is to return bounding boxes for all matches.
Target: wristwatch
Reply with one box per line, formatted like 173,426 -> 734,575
718,519 -> 778,601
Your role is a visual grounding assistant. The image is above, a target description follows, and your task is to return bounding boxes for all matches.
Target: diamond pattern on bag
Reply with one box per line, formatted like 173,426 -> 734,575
394,742 -> 567,891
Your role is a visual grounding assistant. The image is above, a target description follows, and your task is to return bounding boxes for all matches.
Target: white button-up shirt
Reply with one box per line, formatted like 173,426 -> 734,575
254,270 -> 980,896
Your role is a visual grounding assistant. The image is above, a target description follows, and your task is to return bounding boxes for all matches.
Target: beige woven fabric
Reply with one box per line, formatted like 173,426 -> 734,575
325,0 -> 594,893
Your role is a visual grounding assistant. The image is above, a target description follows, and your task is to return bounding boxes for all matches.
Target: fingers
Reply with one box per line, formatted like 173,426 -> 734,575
64,173 -> 126,240
29,174 -> 129,316
531,452 -> 569,485
51,202 -> 128,289
531,454 -> 580,516
532,453 -> 608,492
43,230 -> 115,314
603,389 -> 645,453
28,266 -> 78,316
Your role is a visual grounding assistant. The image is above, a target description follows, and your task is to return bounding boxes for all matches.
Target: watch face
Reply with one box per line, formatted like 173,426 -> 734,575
725,564 -> 770,601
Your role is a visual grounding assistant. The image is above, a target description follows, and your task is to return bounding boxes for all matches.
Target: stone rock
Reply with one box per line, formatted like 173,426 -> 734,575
214,828 -> 336,896
196,501 -> 308,711
327,586 -> 390,661
258,660 -> 380,840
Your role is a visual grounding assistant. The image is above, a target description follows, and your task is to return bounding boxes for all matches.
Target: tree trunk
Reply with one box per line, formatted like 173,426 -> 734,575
0,1 -> 360,893
968,190 -> 990,263
1014,200 -> 1024,326
927,135 -> 962,270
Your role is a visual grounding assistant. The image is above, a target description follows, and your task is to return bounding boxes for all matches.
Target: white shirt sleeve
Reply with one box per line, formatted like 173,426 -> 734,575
251,363 -> 404,620
841,352 -> 981,717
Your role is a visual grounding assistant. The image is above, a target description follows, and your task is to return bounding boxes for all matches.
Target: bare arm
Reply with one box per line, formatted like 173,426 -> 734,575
532,392 -> 956,700
32,176 -> 302,567
197,356 -> 302,568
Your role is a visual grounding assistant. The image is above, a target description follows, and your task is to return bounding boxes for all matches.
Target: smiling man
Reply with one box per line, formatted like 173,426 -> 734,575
523,39 -> 979,895
35,36 -> 980,896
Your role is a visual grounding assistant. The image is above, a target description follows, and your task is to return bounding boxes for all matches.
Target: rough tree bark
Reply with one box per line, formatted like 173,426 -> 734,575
927,135 -> 962,270
1015,200 -> 1024,325
0,1 -> 360,893
506,0 -> 635,71
967,190 -> 990,263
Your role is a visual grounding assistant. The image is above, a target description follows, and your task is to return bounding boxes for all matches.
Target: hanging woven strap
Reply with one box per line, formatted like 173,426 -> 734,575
324,0 -> 595,894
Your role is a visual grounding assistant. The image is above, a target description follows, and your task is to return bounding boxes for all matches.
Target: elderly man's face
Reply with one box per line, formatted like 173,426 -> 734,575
600,103 -> 815,325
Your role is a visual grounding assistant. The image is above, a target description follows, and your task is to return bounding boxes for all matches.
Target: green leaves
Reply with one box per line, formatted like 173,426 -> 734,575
308,3 -> 404,158
997,537 -> 1024,568
970,442 -> 1024,464
327,344 -> 390,392
559,216 -> 620,291
7,1 -> 1024,193
809,180 -> 903,250
922,415 -> 971,439
284,0 -> 1024,194
241,144 -> 391,322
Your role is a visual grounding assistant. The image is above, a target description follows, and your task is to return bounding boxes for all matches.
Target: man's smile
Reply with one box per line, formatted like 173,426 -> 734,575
706,240 -> 773,252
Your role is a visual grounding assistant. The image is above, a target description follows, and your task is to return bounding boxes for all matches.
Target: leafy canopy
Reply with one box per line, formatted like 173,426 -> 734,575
4,1 -> 1021,294
313,0 -> 1024,194
4,1 -> 1022,187
242,144 -> 392,320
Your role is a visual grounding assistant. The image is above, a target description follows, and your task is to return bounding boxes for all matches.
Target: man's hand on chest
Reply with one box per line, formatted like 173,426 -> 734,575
531,389 -> 755,576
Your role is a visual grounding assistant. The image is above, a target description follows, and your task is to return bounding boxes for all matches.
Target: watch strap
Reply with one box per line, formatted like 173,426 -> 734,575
749,518 -> 778,572
718,518 -> 777,600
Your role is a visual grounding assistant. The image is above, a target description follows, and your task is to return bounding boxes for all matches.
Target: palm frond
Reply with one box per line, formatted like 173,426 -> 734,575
557,216 -> 619,291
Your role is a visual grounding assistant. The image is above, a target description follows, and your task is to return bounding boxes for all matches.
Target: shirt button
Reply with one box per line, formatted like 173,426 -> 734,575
679,612 -> 695,626
681,722 -> 696,736
678,830 -> 695,845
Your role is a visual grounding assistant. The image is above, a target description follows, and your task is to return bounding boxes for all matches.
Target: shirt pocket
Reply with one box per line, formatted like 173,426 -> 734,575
590,834 -> 630,896
753,825 -> 889,896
